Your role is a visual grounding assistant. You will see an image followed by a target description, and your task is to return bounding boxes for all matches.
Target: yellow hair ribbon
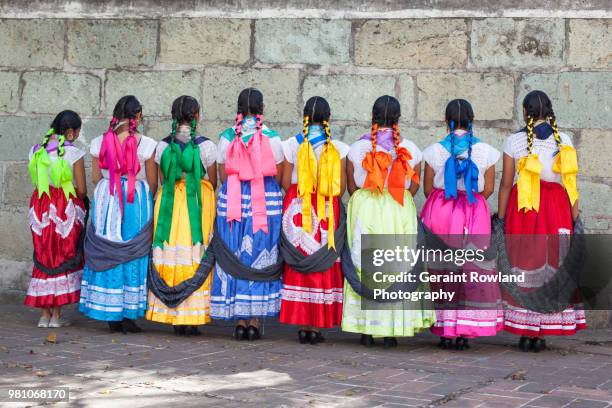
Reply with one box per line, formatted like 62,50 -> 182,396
296,118 -> 318,234
553,145 -> 579,206
317,140 -> 341,250
516,154 -> 543,212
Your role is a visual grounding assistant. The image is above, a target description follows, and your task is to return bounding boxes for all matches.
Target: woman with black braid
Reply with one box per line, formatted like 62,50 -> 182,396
279,96 -> 348,344
344,96 -> 435,349
498,90 -> 584,352
212,88 -> 285,341
421,99 -> 502,350
145,96 -> 217,336
26,111 -> 87,328
80,96 -> 158,334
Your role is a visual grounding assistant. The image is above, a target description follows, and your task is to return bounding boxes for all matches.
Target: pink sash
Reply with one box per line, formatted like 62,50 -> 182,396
225,116 -> 277,233
98,118 -> 141,213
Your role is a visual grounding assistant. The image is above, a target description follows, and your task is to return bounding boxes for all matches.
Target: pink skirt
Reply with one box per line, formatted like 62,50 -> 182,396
420,188 -> 504,338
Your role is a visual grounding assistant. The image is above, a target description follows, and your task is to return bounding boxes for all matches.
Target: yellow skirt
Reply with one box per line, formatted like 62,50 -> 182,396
146,179 -> 216,325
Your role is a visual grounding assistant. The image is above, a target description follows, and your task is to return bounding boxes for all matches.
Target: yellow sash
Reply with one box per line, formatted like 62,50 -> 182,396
296,138 -> 341,250
296,140 -> 317,234
553,145 -> 579,206
516,154 -> 543,212
517,145 -> 580,212
317,142 -> 341,249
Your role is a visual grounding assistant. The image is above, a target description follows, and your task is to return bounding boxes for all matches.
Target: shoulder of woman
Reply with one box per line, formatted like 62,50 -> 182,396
332,140 -> 350,158
219,127 -> 235,142
89,135 -> 104,156
559,131 -> 574,146
201,139 -> 218,149
400,138 -> 422,153
332,139 -> 349,149
262,125 -> 280,139
349,139 -> 369,149
422,143 -> 443,160
138,135 -> 157,157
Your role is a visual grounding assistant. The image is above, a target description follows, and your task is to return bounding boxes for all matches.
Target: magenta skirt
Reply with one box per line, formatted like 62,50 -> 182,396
420,188 -> 503,338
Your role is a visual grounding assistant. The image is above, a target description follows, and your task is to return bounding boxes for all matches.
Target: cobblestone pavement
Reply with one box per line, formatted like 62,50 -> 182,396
1,305 -> 611,408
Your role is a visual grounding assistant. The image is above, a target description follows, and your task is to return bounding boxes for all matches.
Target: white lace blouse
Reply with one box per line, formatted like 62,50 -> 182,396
423,141 -> 500,192
503,130 -> 573,184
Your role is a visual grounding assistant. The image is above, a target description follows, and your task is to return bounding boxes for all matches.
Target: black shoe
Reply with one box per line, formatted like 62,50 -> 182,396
186,326 -> 202,336
360,334 -> 374,347
298,329 -> 309,344
122,318 -> 142,333
518,336 -> 530,352
438,337 -> 453,349
174,325 -> 187,336
234,325 -> 246,341
246,325 -> 260,341
455,337 -> 470,350
108,321 -> 124,334
383,337 -> 398,349
531,338 -> 546,352
308,331 -> 325,345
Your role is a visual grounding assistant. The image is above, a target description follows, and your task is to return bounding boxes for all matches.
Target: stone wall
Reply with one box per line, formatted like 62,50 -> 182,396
0,2 -> 610,324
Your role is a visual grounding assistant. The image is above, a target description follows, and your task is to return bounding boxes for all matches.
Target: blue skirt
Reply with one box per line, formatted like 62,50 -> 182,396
79,178 -> 152,321
211,176 -> 282,319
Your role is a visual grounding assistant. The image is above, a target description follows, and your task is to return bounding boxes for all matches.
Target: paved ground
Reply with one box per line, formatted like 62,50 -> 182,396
1,304 -> 611,408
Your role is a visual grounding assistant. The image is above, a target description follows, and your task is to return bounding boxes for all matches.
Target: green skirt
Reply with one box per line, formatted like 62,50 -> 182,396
341,189 -> 436,337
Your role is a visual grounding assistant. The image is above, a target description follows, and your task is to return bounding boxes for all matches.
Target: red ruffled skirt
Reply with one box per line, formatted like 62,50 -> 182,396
503,181 -> 586,336
24,187 -> 86,308
279,185 -> 343,328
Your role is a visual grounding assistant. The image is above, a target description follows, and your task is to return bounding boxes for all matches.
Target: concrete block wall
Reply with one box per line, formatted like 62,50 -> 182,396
0,3 -> 610,325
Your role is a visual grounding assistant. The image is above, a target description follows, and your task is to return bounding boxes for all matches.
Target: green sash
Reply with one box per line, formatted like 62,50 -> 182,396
153,125 -> 206,248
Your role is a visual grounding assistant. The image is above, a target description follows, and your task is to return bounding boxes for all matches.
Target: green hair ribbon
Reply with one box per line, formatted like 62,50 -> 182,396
153,120 -> 206,248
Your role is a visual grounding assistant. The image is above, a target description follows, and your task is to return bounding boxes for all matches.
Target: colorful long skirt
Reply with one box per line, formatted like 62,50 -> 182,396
25,187 -> 86,308
420,188 -> 503,338
146,179 -> 216,325
79,178 -> 152,321
342,189 -> 436,337
210,176 -> 283,319
503,181 -> 586,336
279,185 -> 343,328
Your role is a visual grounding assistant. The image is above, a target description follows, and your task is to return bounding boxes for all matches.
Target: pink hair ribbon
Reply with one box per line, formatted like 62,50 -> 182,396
225,114 -> 277,234
98,118 -> 141,213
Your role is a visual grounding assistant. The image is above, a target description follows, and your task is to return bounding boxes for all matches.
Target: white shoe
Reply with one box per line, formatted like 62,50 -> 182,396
37,316 -> 50,328
48,316 -> 71,328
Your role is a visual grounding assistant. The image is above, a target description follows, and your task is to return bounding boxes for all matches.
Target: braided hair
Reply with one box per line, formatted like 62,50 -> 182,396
107,95 -> 142,140
235,88 -> 264,140
445,99 -> 475,159
371,95 -> 401,152
46,110 -> 82,157
170,95 -> 200,141
303,96 -> 331,143
522,90 -> 561,154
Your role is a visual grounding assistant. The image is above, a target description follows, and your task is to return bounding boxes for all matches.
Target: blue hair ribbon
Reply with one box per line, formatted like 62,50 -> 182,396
440,122 -> 481,205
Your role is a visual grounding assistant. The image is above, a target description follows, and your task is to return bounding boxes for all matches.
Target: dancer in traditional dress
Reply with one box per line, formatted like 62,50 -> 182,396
26,111 -> 87,328
420,99 -> 503,350
80,95 -> 158,333
279,97 -> 348,344
498,90 -> 585,352
146,96 -> 217,335
343,95 -> 436,348
211,88 -> 284,341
